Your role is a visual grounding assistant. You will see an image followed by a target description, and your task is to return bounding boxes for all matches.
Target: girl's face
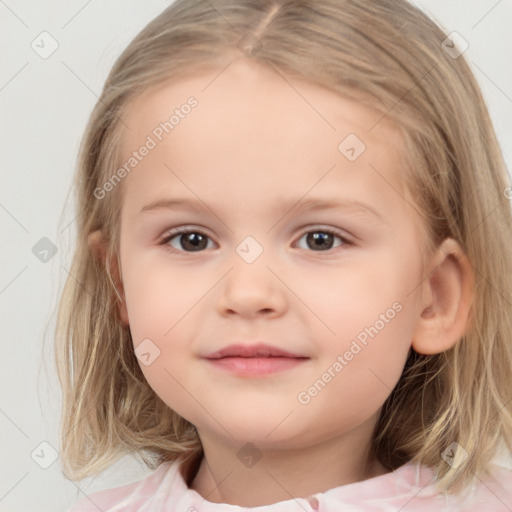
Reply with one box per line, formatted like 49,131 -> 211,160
116,58 -> 428,453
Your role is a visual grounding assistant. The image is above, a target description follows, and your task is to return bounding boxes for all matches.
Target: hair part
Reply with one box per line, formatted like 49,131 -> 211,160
55,0 -> 512,495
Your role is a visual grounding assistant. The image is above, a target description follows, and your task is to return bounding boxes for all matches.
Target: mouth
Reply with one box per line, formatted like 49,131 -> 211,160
204,342 -> 307,359
203,343 -> 309,377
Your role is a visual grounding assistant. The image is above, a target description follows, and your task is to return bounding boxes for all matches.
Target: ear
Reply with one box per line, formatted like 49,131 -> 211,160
411,237 -> 474,355
87,229 -> 130,326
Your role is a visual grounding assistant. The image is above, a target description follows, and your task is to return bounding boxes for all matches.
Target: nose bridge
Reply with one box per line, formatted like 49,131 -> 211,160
216,234 -> 287,317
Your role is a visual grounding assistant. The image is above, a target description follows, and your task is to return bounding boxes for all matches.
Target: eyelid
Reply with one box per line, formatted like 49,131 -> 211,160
159,225 -> 218,246
158,224 -> 354,253
294,225 -> 354,250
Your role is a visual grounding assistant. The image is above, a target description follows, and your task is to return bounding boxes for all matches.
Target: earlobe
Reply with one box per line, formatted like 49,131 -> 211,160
411,238 -> 474,355
87,229 -> 130,327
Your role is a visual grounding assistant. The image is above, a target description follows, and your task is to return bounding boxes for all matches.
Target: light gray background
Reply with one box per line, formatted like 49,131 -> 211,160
1,1 -> 511,511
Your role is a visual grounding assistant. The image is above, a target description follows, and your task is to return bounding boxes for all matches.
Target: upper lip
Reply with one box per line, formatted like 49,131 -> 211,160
204,343 -> 308,359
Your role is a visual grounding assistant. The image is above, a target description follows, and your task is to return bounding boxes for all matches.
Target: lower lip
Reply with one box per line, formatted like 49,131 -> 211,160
205,357 -> 308,376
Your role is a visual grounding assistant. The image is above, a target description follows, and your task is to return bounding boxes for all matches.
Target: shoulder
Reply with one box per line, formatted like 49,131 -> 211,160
65,460 -> 180,512
453,462 -> 512,511
411,462 -> 512,511
323,461 -> 512,511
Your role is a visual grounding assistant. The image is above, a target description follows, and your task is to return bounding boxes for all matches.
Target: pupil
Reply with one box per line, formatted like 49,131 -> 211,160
308,232 -> 333,250
179,231 -> 334,251
182,233 -> 206,251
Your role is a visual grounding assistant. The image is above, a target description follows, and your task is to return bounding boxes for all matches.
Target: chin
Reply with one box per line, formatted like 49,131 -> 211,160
199,418 -> 310,450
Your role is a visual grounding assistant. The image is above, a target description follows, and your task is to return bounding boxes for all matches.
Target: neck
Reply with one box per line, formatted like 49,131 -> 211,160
188,420 -> 389,507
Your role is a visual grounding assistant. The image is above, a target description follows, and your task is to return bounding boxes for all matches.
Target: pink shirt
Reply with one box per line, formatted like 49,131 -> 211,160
67,459 -> 512,511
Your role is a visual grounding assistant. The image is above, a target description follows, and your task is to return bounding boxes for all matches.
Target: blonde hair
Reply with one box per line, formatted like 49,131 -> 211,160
55,0 -> 512,495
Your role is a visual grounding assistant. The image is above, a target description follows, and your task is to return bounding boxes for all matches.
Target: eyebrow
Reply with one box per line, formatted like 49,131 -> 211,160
139,196 -> 384,221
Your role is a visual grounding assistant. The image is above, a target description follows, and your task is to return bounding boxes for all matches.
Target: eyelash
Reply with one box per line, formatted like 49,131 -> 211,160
158,226 -> 353,254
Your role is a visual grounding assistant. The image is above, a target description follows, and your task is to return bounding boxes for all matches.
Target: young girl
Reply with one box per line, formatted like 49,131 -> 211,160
56,0 -> 512,510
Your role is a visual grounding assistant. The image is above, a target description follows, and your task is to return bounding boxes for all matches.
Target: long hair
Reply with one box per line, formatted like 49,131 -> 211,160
55,0 -> 512,494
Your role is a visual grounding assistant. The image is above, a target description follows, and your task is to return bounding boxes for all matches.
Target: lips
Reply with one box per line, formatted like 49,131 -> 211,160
203,342 -> 309,377
204,342 -> 307,360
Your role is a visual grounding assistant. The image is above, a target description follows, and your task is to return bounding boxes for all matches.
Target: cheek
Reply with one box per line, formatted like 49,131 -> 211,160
121,254 -> 205,341
120,259 -> 200,418
120,254 -> 206,397
294,247 -> 421,394
119,234 -> 422,424
331,301 -> 415,387
288,248 -> 421,338
297,304 -> 415,435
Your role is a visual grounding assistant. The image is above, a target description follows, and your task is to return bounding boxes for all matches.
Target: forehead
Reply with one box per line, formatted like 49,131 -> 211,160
117,58 -> 409,213
122,57 -> 401,144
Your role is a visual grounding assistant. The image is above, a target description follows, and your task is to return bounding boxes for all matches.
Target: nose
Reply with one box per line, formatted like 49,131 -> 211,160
216,256 -> 288,319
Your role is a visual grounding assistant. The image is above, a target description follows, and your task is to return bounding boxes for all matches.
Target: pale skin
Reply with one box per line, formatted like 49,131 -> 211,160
88,56 -> 474,507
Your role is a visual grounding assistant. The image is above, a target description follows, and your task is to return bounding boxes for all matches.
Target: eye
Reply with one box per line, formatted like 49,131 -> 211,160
160,228 -> 215,253
294,227 -> 351,252
160,226 -> 352,253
